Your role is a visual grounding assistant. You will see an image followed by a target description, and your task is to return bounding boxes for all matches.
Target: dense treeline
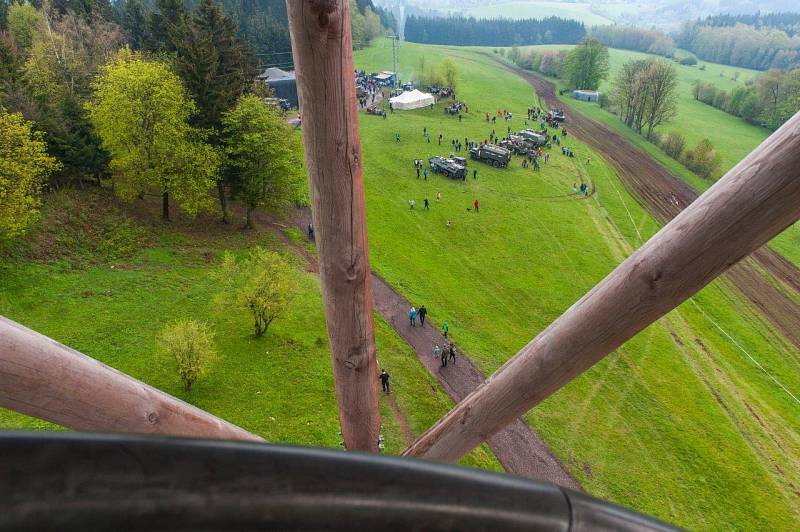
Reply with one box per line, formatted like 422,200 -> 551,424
111,0 -> 392,56
404,15 -> 585,47
0,0 -> 306,238
675,21 -> 800,71
692,68 -> 800,130
507,37 -> 608,91
699,12 -> 800,37
589,25 -> 674,58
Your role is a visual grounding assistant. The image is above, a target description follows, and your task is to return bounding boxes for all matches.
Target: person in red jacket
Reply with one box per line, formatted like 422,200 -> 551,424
473,199 -> 480,213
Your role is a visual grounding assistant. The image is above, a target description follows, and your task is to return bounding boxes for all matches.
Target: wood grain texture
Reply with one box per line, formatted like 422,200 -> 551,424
0,316 -> 263,441
404,110 -> 800,462
286,0 -> 380,451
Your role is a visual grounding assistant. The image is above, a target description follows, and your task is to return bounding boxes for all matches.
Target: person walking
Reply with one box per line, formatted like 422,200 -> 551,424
409,306 -> 417,327
416,167 -> 420,179
442,322 -> 449,338
379,369 -> 390,394
395,132 -> 400,143
418,305 -> 427,325
436,191 -> 441,202
448,343 -> 456,365
473,168 -> 477,179
423,168 -> 428,180
408,199 -> 416,209
424,198 -> 430,210
473,199 -> 480,213
440,344 -> 448,367
433,344 -> 441,360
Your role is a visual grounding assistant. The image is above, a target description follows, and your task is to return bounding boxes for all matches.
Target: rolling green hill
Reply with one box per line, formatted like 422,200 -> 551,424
356,40 -> 800,530
517,45 -> 800,268
0,189 -> 499,470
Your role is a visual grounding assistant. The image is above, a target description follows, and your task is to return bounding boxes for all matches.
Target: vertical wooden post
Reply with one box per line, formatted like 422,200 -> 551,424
404,110 -> 800,462
0,316 -> 263,442
286,0 -> 380,451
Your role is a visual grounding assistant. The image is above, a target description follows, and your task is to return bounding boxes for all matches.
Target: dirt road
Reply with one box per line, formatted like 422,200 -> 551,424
507,64 -> 800,352
259,207 -> 581,489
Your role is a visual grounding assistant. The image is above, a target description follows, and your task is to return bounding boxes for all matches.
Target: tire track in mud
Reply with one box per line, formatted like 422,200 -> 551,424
501,61 -> 800,353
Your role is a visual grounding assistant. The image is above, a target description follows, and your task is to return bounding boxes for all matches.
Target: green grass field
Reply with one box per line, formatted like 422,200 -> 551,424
356,40 -> 800,530
2,37 -> 799,531
455,1 -> 613,27
0,189 -> 500,470
514,45 -> 800,269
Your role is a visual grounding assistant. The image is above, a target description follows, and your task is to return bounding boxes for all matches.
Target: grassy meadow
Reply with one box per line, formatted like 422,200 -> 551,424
513,44 -> 800,270
0,189 -> 500,470
356,40 -> 800,530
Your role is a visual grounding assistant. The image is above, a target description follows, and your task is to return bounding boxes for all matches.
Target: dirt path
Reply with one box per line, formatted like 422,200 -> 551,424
504,63 -> 800,353
250,206 -> 581,489
370,275 -> 581,489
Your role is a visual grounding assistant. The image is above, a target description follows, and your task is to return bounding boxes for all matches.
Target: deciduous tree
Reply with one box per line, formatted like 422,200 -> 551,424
215,248 -> 300,337
0,107 -> 60,240
87,51 -> 220,220
564,37 -> 609,90
157,319 -> 216,392
222,95 -> 303,229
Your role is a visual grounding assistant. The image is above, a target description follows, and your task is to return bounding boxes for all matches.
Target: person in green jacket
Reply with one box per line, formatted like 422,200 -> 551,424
442,322 -> 449,338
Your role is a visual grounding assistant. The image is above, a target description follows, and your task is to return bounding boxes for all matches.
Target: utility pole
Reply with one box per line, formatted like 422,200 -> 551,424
391,33 -> 398,88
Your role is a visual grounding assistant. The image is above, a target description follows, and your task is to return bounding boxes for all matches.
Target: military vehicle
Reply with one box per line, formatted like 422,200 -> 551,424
519,129 -> 548,147
499,135 -> 529,155
429,156 -> 467,179
469,144 -> 512,167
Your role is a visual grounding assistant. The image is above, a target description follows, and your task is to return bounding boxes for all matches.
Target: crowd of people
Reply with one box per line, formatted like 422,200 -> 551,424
366,98 -> 596,396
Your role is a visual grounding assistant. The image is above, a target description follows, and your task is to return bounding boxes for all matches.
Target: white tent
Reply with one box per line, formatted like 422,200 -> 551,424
389,89 -> 435,110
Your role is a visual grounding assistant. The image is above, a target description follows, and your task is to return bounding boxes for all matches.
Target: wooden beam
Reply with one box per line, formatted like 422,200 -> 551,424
0,316 -> 262,442
404,110 -> 800,462
286,0 -> 380,451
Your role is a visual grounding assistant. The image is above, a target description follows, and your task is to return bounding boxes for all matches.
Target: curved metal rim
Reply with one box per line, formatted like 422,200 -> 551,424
0,432 -> 679,531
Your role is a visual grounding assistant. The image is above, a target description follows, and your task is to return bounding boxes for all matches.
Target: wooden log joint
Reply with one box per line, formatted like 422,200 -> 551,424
287,0 -> 381,452
0,316 -> 263,442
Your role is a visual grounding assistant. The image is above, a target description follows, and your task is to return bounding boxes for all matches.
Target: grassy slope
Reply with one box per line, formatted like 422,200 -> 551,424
517,44 -> 800,271
0,189 -> 500,471
356,40 -> 800,530
459,1 -> 613,27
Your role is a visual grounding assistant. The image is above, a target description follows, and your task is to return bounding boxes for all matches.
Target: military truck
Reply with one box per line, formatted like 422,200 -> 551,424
519,129 -> 548,147
500,134 -> 536,155
469,144 -> 512,167
429,156 -> 467,179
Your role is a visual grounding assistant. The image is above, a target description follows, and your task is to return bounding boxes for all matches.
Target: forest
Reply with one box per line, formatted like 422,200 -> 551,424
0,0 -> 393,240
693,68 -> 800,130
588,26 -> 675,58
404,14 -> 585,47
698,12 -> 800,37
675,20 -> 800,71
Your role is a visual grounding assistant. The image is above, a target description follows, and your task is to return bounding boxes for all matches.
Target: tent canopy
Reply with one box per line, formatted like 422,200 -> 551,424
389,89 -> 435,110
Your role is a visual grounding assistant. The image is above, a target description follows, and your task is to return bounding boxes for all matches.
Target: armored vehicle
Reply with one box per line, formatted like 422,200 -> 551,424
429,156 -> 467,179
519,129 -> 548,147
469,144 -> 512,167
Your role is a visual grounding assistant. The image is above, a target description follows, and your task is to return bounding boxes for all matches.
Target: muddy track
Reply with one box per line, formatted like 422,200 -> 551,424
503,62 -> 800,352
250,205 -> 581,489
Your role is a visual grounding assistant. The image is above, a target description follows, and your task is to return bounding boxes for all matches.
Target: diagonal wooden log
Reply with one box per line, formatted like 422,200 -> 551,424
286,0 -> 380,451
0,316 -> 262,442
404,110 -> 800,462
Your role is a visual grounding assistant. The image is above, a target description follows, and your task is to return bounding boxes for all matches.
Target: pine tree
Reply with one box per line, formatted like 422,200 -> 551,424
173,0 -> 256,222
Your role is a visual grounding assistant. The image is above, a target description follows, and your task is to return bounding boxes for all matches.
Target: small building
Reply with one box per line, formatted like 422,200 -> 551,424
257,67 -> 298,109
573,90 -> 601,102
